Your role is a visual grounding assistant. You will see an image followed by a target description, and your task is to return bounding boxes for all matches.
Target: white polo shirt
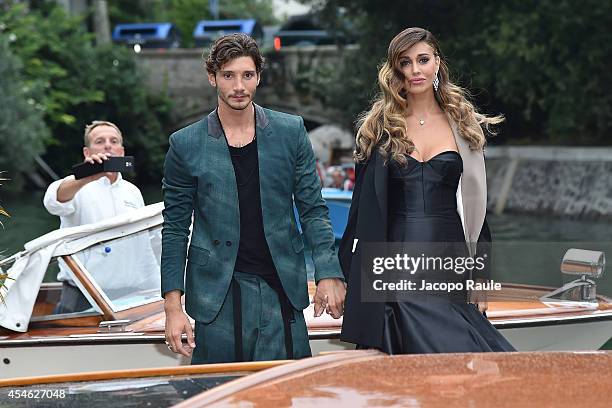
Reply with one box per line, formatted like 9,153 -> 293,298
43,174 -> 160,294
44,173 -> 144,228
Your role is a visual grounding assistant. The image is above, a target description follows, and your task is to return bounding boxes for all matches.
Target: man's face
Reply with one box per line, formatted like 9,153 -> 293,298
83,125 -> 125,158
208,56 -> 260,111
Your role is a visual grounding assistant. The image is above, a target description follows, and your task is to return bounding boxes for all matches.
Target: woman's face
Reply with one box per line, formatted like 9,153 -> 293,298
398,41 -> 440,96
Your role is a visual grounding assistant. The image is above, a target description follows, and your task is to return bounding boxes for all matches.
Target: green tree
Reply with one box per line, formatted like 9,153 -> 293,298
482,1 -> 612,144
0,35 -> 49,192
0,4 -> 104,130
302,0 -> 612,143
0,172 -> 11,302
0,2 -> 172,187
66,45 -> 172,184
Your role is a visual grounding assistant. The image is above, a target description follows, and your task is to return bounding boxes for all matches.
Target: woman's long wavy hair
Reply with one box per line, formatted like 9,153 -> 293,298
355,27 -> 504,165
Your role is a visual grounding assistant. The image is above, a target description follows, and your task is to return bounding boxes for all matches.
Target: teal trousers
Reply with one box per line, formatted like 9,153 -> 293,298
191,271 -> 311,364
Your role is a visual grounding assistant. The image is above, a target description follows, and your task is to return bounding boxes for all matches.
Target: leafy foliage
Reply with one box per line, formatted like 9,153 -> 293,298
302,0 -> 612,143
0,2 -> 173,188
0,4 -> 103,128
0,35 -> 49,191
0,173 -> 10,221
0,173 -> 12,302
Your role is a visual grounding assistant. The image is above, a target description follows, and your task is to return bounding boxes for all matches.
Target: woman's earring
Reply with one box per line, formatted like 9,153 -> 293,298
433,71 -> 439,91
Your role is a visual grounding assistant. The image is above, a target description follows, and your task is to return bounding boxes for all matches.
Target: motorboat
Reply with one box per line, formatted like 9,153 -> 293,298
175,350 -> 612,407
1,350 -> 611,407
1,196 -> 611,379
316,188 -> 612,352
0,358 -> 289,406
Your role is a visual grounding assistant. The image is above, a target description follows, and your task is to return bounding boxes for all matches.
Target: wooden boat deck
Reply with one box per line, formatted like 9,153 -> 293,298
2,282 -> 611,343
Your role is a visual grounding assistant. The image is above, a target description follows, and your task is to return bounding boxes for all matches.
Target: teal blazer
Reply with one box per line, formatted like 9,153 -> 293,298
161,104 -> 343,323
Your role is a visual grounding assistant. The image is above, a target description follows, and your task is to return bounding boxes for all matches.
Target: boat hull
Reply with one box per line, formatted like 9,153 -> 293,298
3,316 -> 611,379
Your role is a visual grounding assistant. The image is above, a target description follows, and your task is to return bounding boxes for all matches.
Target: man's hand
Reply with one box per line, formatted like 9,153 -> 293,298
84,152 -> 111,165
84,152 -> 115,182
164,291 -> 196,357
56,153 -> 116,203
313,278 -> 346,319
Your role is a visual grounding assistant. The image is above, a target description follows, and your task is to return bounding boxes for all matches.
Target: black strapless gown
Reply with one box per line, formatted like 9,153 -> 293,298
380,151 -> 515,354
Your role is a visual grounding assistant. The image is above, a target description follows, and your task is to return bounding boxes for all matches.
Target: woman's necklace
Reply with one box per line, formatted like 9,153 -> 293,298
415,109 -> 437,126
232,134 -> 255,148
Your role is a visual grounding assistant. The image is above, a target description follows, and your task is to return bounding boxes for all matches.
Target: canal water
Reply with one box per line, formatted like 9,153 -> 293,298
2,187 -> 612,348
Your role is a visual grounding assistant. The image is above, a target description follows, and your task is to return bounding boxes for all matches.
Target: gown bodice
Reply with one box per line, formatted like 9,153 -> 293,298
388,150 -> 465,243
350,150 -> 515,354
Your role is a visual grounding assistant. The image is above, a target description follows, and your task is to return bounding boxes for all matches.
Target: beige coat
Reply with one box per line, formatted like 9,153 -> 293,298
449,115 -> 487,256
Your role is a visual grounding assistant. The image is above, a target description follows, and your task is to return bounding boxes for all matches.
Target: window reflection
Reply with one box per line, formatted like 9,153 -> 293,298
39,226 -> 163,316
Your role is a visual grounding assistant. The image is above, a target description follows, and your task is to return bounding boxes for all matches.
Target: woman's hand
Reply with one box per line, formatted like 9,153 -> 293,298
313,278 -> 346,319
469,279 -> 488,314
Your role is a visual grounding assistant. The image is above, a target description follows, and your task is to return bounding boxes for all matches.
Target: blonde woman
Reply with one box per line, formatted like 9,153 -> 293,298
338,27 -> 515,353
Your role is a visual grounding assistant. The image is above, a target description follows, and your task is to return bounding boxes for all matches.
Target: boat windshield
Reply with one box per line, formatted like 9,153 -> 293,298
29,225 -> 163,319
69,225 -> 163,312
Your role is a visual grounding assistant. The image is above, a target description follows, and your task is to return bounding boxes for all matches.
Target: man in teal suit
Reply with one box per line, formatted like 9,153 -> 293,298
161,33 -> 346,364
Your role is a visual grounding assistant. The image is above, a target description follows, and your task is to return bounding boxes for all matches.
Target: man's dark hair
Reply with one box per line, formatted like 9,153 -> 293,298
205,33 -> 265,75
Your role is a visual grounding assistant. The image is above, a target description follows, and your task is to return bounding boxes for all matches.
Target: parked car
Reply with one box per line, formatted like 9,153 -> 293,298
193,19 -> 263,47
112,23 -> 181,49
273,13 -> 353,50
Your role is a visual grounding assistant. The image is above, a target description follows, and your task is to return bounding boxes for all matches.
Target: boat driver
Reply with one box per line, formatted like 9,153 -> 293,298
43,121 -> 159,313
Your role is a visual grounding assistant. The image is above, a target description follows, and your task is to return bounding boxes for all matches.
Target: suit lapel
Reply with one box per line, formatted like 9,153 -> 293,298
448,114 -> 487,255
206,108 -> 239,208
207,107 -> 223,139
253,104 -> 274,224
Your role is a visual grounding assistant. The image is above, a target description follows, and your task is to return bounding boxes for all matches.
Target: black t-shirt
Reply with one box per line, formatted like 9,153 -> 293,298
228,137 -> 278,279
